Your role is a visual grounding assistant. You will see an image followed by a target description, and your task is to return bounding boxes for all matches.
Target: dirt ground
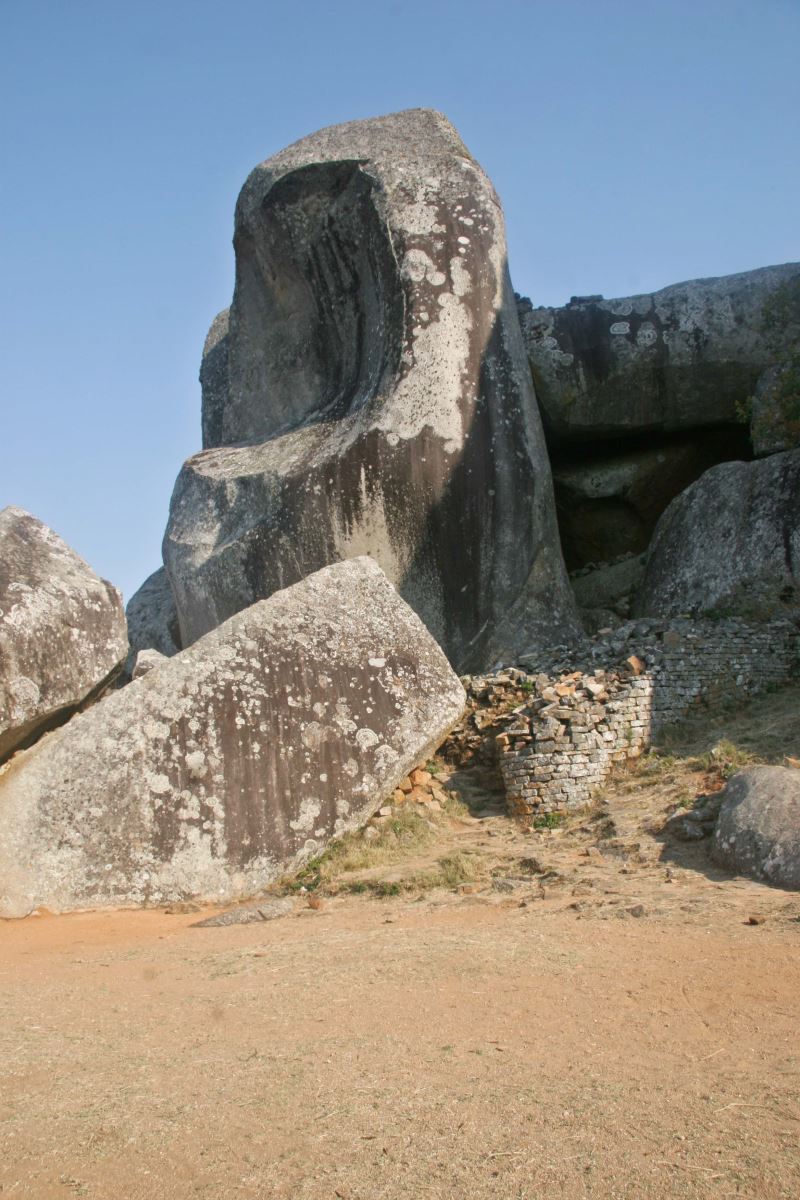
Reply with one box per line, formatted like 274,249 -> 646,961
2,686 -> 800,1199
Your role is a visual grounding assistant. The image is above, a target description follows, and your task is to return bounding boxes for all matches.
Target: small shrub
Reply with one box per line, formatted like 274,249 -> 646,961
532,812 -> 564,830
694,739 -> 758,780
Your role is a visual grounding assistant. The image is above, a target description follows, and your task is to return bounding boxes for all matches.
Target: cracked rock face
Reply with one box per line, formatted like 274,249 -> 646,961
0,557 -> 465,917
518,263 -> 800,444
634,450 -> 800,620
711,767 -> 800,890
0,507 -> 128,763
164,108 -> 578,672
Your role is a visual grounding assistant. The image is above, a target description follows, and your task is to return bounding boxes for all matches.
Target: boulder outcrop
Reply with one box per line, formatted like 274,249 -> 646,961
125,566 -> 182,666
164,108 -> 579,672
0,507 -> 127,763
518,263 -> 800,444
711,767 -> 800,890
0,557 -> 465,917
635,450 -> 800,619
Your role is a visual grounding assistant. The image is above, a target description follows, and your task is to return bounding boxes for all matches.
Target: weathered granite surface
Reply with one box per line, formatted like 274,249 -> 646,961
751,359 -> 800,457
0,507 -> 127,763
0,558 -> 465,917
635,450 -> 800,619
164,108 -> 578,672
125,566 -> 181,667
517,263 -> 800,444
711,767 -> 800,890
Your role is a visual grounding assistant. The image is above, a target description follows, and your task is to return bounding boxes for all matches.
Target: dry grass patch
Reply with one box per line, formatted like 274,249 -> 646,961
277,788 -> 473,896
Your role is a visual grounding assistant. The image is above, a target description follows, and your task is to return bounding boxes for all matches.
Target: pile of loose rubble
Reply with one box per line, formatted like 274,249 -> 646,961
364,766 -> 454,837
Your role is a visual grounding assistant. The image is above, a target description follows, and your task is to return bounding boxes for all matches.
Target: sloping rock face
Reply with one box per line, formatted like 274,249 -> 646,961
711,767 -> 800,890
518,263 -> 800,444
0,507 -> 127,763
635,450 -> 800,619
0,558 -> 465,917
125,567 -> 182,664
164,108 -> 579,672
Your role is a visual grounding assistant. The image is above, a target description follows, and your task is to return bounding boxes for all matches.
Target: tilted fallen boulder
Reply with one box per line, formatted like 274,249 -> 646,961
0,507 -> 128,763
634,449 -> 800,619
0,557 -> 465,917
163,107 -> 579,672
518,263 -> 800,444
711,766 -> 800,890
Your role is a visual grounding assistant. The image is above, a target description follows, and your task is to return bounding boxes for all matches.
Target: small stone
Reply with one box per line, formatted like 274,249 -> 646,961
626,904 -> 646,918
410,769 -> 432,787
192,898 -> 294,927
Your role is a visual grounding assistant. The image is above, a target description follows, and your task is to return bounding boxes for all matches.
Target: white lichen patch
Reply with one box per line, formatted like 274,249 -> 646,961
289,796 -> 322,833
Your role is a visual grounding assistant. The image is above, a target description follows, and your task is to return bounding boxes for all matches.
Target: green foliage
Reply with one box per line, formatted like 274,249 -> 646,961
735,394 -> 753,425
532,811 -> 564,829
693,738 -> 758,780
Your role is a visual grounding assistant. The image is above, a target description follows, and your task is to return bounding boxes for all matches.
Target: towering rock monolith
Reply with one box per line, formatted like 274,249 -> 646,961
163,108 -> 579,671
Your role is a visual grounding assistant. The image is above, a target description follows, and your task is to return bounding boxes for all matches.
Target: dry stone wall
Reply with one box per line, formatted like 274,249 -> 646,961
453,618 -> 799,821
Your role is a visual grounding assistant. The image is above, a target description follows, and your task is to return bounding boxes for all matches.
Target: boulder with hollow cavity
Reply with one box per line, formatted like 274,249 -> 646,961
164,108 -> 578,672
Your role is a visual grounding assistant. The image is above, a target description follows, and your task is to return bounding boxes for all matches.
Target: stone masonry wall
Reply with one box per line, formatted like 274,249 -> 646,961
453,618 -> 799,821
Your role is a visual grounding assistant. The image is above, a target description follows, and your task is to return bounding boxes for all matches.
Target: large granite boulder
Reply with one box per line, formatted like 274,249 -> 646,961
0,558 -> 465,917
0,507 -> 127,763
125,567 -> 182,665
518,263 -> 800,445
635,450 -> 800,619
164,108 -> 579,672
711,767 -> 800,890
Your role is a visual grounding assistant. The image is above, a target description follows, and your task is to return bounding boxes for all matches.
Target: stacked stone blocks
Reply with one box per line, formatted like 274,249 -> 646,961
493,619 -> 799,820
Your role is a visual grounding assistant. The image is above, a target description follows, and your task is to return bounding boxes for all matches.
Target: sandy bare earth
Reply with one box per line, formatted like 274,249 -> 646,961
2,688 -> 800,1199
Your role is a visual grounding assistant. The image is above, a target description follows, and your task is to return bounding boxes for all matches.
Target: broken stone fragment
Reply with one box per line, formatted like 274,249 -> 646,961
0,557 -> 465,918
0,506 -> 128,763
192,897 -> 293,927
131,648 -> 167,679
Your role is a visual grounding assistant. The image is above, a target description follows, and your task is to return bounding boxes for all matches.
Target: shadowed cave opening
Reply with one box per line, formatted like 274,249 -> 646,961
550,424 -> 753,572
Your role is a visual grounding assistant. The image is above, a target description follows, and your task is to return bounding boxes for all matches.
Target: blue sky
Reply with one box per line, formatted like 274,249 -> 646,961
1,0 -> 798,602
